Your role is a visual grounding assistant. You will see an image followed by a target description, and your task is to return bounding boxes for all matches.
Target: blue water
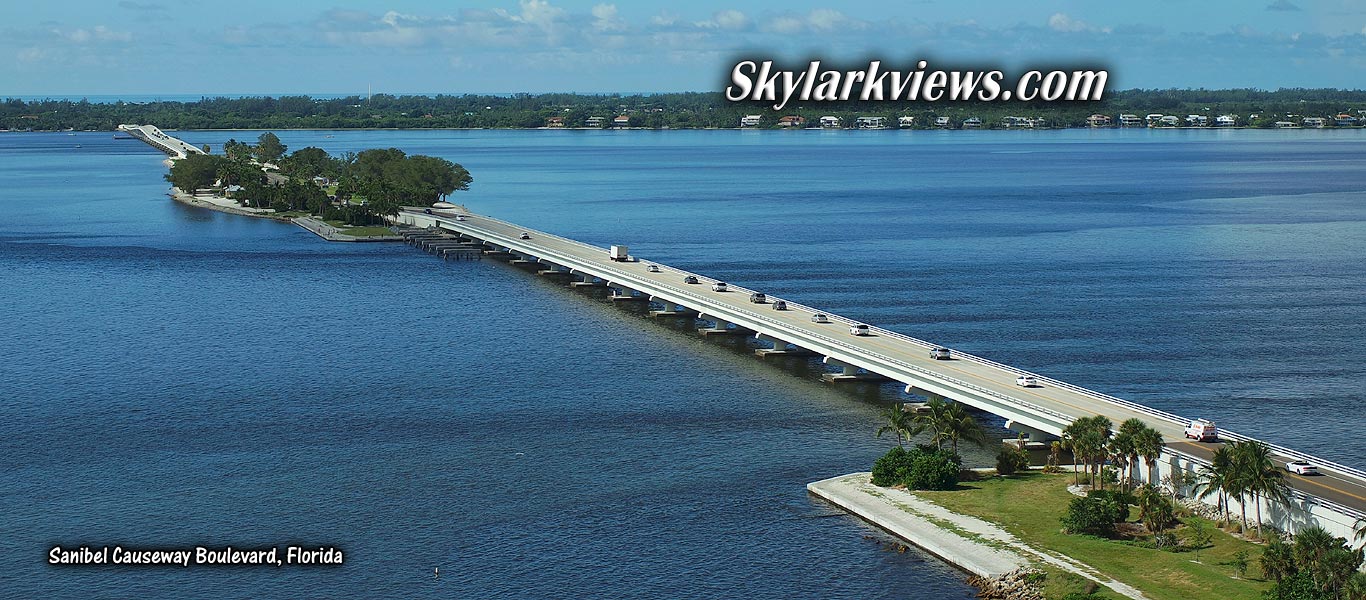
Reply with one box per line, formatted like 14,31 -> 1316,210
2,128 -> 1364,597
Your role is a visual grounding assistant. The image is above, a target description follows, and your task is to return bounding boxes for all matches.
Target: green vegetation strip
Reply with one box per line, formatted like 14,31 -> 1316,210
915,472 -> 1269,600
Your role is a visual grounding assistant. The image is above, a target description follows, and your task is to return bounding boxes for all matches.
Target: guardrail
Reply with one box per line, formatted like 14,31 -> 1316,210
425,210 -> 1366,487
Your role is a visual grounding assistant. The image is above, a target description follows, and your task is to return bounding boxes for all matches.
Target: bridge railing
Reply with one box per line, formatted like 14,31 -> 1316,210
1164,447 -> 1366,522
439,211 -> 1366,484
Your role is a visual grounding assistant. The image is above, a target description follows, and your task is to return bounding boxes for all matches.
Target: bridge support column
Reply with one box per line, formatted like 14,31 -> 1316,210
754,333 -> 815,357
821,357 -> 889,382
610,287 -> 648,302
649,300 -> 697,318
1004,420 -> 1056,443
698,316 -> 748,336
571,272 -> 605,287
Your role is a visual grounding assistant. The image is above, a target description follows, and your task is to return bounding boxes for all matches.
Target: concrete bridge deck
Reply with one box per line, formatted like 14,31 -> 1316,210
117,124 -> 205,159
398,206 -> 1366,532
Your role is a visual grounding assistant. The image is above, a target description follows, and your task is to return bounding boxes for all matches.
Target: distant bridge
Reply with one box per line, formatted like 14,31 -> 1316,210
398,205 -> 1366,540
117,124 -> 205,159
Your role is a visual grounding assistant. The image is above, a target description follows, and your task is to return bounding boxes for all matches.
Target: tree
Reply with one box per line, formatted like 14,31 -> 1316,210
1135,426 -> 1165,486
876,403 -> 916,448
1162,469 -> 1193,504
1061,494 -> 1125,537
911,395 -> 953,451
1233,440 -> 1289,538
1195,446 -> 1237,526
254,132 -> 287,164
164,154 -> 229,192
943,400 -> 988,455
1262,535 -> 1297,584
1186,517 -> 1213,562
1112,418 -> 1143,487
1136,484 -> 1175,540
1231,548 -> 1249,578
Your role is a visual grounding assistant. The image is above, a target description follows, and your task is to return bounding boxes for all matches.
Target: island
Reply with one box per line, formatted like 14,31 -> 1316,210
163,132 -> 471,240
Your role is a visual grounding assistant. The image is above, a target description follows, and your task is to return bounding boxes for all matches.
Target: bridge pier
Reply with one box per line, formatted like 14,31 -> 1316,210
571,271 -> 606,287
754,333 -> 816,357
1004,420 -> 1057,443
698,316 -> 749,336
649,299 -> 697,318
821,357 -> 889,382
610,287 -> 649,302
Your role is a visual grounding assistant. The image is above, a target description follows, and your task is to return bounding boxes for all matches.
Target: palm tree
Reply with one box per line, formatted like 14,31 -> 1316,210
942,401 -> 988,455
1136,426 -> 1165,486
1113,418 -> 1144,487
1293,526 -> 1338,589
1235,440 -> 1289,539
875,403 -> 916,448
1261,535 -> 1296,584
1136,484 -> 1175,537
911,395 -> 953,450
1354,516 -> 1366,550
1195,446 -> 1233,525
1060,421 -> 1083,485
1346,571 -> 1366,600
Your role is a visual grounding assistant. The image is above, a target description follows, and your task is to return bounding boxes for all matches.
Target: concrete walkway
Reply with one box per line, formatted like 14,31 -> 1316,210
809,472 -> 1148,600
293,216 -> 402,242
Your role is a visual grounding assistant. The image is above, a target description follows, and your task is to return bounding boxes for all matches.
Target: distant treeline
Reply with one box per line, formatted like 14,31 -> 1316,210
5,89 -> 1366,131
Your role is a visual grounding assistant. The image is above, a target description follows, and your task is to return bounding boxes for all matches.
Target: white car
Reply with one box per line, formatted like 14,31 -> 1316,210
519,232 -> 530,240
929,347 -> 951,360
849,324 -> 870,336
1286,460 -> 1318,475
646,264 -> 660,273
1015,375 -> 1038,387
811,313 -> 830,323
455,215 -> 467,221
711,282 -> 728,292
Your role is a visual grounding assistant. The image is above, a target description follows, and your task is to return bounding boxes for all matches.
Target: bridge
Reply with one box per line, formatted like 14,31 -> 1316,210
117,124 -> 206,160
396,206 -> 1366,539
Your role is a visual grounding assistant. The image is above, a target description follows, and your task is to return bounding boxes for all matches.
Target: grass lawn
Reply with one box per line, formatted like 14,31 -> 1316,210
336,226 -> 396,237
916,471 -> 1269,600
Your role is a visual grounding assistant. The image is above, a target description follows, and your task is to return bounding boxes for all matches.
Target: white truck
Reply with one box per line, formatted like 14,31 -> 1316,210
1185,419 -> 1219,442
609,245 -> 629,261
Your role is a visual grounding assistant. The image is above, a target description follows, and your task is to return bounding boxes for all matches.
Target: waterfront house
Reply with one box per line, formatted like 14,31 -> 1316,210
897,116 -> 915,128
962,117 -> 983,129
1335,113 -> 1359,126
585,116 -> 606,128
546,117 -> 565,128
613,115 -> 631,127
1119,114 -> 1143,127
855,116 -> 888,129
778,115 -> 806,128
1158,115 -> 1180,127
934,116 -> 951,128
1216,115 -> 1237,127
1274,121 -> 1301,128
1145,113 -> 1164,125
819,116 -> 842,128
1086,114 -> 1111,127
740,115 -> 762,128
1001,116 -> 1036,129
1302,117 -> 1326,128
1185,115 -> 1208,127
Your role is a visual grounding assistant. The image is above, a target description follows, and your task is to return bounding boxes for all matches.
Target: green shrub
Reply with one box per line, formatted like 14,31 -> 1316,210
1061,495 -> 1125,536
908,449 -> 961,490
871,445 -> 961,490
871,446 -> 913,486
996,444 -> 1031,476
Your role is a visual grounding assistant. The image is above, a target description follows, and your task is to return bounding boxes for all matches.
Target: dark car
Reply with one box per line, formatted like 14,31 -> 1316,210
683,275 -> 699,284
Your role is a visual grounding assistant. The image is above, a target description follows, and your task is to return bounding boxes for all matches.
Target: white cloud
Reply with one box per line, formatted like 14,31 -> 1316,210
807,9 -> 849,32
1047,13 -> 1109,34
591,4 -> 626,32
53,25 -> 133,44
696,9 -> 750,30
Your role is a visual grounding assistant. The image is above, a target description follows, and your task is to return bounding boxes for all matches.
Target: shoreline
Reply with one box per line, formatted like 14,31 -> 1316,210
169,188 -> 294,222
808,472 -> 1146,600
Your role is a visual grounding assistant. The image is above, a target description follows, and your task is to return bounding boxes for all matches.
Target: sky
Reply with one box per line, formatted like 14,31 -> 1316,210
4,0 -> 1366,96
